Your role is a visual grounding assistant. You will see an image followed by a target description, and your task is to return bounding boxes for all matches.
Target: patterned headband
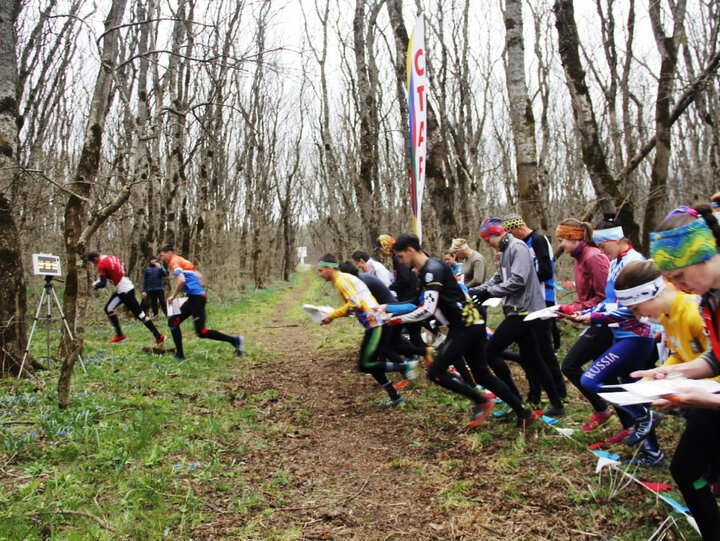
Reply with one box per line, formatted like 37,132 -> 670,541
615,276 -> 666,306
650,219 -> 717,270
501,216 -> 525,230
592,226 -> 624,244
555,224 -> 584,241
374,235 -> 395,256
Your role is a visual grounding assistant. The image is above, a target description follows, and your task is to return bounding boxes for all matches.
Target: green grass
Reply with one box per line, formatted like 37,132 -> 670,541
0,272 -> 702,539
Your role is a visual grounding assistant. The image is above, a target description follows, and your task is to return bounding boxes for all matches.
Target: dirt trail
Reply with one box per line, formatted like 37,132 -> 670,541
199,274 -> 643,540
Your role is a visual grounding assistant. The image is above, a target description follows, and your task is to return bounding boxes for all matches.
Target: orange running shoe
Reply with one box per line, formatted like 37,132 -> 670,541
109,335 -> 127,343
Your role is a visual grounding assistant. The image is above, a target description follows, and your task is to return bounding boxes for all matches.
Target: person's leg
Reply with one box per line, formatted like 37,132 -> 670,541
537,318 -> 566,399
190,295 -> 237,345
561,326 -> 614,412
518,320 -> 563,409
464,324 -> 527,416
426,326 -> 486,404
156,290 -> 168,316
358,326 -> 400,400
485,317 -> 525,401
148,291 -> 159,317
168,299 -> 192,358
105,293 -> 124,337
670,410 -> 720,540
119,290 -> 162,340
405,322 -> 427,348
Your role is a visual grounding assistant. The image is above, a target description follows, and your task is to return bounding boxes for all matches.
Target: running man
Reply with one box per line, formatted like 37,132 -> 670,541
88,251 -> 166,345
159,245 -> 243,359
317,254 -> 417,407
388,233 -> 538,429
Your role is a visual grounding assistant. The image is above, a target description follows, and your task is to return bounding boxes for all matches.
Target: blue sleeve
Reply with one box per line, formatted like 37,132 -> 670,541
94,276 -> 107,290
160,265 -> 168,277
386,302 -> 418,315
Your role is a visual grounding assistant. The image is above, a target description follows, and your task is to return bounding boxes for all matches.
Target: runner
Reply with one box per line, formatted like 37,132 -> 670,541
88,251 -> 166,345
159,245 -> 243,360
317,254 -> 416,407
631,204 -> 720,539
387,233 -> 537,429
470,218 -> 566,418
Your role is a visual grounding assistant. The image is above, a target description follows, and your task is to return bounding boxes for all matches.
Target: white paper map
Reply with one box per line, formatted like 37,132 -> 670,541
301,304 -> 335,323
599,378 -> 720,406
524,305 -> 561,321
166,297 -> 188,316
481,297 -> 502,308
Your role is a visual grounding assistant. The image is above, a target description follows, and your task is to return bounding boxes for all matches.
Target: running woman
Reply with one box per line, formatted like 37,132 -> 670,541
632,204 -> 720,540
88,251 -> 166,345
388,233 -> 537,429
316,254 -> 416,407
159,245 -> 243,359
570,217 -> 661,463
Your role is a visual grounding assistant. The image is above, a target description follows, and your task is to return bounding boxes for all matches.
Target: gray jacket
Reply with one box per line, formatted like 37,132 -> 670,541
469,234 -> 545,316
461,250 -> 486,288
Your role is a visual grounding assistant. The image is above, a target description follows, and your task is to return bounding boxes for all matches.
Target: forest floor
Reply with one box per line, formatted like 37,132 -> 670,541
0,271 -> 699,539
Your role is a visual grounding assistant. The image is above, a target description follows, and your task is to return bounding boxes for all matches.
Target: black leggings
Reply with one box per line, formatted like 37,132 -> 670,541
145,290 -> 167,316
168,295 -> 235,357
671,409 -> 720,540
427,324 -> 524,413
105,290 -> 146,320
486,316 -> 563,408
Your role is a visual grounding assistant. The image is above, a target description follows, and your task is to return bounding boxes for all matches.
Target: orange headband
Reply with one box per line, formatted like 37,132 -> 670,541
555,224 -> 584,241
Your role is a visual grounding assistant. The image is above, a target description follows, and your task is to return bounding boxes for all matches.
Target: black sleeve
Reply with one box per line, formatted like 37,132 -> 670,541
389,257 -> 417,301
532,232 -> 553,283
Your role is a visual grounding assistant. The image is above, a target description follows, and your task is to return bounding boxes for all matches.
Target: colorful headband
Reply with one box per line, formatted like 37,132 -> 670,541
592,226 -> 624,244
317,261 -> 338,268
664,205 -> 699,220
555,224 -> 584,241
650,219 -> 717,270
712,201 -> 720,209
615,276 -> 666,306
479,218 -> 505,239
501,216 -> 525,230
374,235 -> 395,256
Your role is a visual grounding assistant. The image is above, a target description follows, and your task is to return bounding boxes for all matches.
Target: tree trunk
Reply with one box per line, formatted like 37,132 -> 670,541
0,0 -> 33,377
503,0 -> 543,229
59,0 -> 127,408
553,0 -> 641,247
642,0 -> 687,245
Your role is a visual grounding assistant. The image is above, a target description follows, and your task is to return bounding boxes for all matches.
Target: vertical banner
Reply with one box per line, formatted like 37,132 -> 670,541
406,14 -> 427,243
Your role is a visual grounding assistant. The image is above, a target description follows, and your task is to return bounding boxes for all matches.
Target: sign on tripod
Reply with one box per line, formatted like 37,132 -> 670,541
32,253 -> 62,276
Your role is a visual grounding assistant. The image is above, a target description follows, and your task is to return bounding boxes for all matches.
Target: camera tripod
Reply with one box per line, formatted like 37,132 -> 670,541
18,275 -> 85,378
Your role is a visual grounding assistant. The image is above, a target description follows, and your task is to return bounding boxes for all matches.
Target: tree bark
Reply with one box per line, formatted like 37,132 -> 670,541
59,0 -> 127,408
503,0 -> 543,230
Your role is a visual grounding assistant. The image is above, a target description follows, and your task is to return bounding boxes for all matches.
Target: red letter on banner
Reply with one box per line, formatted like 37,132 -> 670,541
414,49 -> 425,76
418,121 -> 425,147
416,85 -> 425,112
418,156 -> 424,177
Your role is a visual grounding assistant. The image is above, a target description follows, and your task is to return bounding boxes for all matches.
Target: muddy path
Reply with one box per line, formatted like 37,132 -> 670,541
198,273 -> 660,540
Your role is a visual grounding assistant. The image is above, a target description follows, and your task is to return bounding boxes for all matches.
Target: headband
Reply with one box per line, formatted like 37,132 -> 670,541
501,216 -> 525,230
650,218 -> 717,270
592,226 -> 624,244
317,261 -> 338,268
479,218 -> 505,239
555,224 -> 584,241
615,276 -> 666,306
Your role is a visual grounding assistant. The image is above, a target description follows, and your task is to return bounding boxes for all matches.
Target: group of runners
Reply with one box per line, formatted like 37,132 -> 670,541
317,203 -> 720,541
88,246 -> 244,360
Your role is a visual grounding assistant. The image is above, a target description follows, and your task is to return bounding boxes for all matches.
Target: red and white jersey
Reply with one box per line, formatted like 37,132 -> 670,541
97,255 -> 134,293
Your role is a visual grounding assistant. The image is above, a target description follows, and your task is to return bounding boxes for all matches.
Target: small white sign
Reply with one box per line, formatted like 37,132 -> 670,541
297,246 -> 307,265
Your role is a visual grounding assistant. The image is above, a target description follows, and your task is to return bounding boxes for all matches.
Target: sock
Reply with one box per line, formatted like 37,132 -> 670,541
384,361 -> 406,373
109,314 -> 122,336
382,381 -> 400,400
144,319 -> 161,339
171,327 -> 184,357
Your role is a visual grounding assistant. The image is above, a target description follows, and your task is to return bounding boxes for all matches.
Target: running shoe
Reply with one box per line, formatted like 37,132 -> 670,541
466,400 -> 495,430
394,379 -> 409,390
517,410 -> 539,429
626,411 -> 663,446
543,405 -> 567,418
174,354 -> 186,360
582,409 -> 615,432
155,334 -> 166,346
605,427 -> 634,445
492,403 -> 513,420
622,450 -> 665,467
234,335 -> 245,357
377,396 -> 405,408
475,385 -> 497,399
109,335 -> 127,343
403,360 -> 419,382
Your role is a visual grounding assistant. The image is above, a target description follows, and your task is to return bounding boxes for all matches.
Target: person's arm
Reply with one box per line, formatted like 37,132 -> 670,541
532,234 -> 553,283
326,275 -> 359,320
478,245 -> 529,298
159,264 -> 168,278
167,272 -> 185,303
563,252 -> 608,312
142,268 -> 149,293
631,354 -> 718,380
388,290 -> 438,324
92,275 -> 107,290
464,255 -> 486,288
